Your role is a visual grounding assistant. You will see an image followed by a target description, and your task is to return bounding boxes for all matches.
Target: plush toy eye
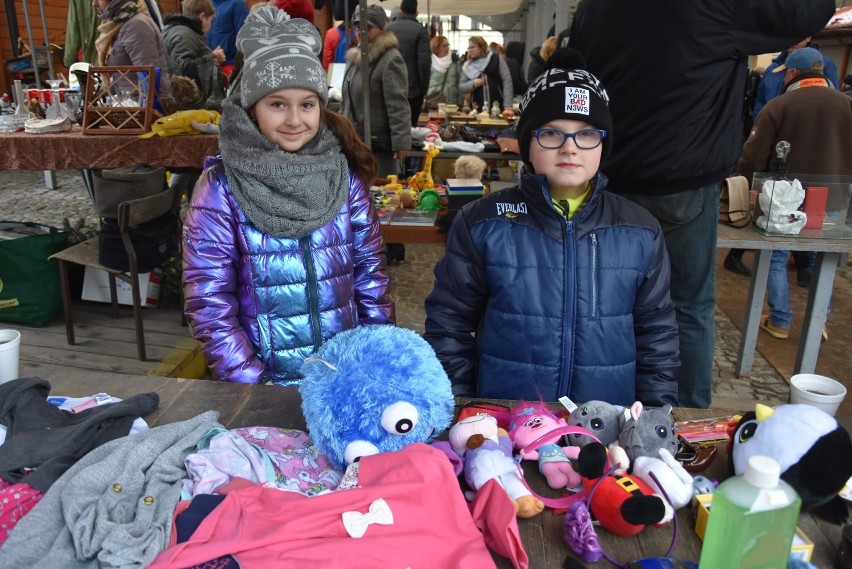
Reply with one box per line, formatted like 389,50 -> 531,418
655,424 -> 670,439
737,419 -> 758,443
590,418 -> 605,431
381,401 -> 419,435
344,440 -> 380,465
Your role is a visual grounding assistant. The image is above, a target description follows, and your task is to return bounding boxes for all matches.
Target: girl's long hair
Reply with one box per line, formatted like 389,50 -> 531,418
321,106 -> 377,187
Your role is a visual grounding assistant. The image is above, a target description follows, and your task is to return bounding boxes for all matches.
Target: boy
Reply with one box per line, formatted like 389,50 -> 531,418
424,59 -> 679,406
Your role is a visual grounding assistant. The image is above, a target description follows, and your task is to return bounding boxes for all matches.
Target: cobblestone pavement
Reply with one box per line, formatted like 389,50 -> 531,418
1,168 -> 789,410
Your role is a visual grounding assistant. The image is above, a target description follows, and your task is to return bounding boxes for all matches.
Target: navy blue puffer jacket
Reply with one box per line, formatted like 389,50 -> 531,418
424,173 -> 679,406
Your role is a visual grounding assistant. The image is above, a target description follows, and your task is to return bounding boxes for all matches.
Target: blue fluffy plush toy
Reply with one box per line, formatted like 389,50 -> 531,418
299,325 -> 455,470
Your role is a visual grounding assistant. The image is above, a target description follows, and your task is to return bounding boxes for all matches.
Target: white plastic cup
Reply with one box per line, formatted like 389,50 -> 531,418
0,329 -> 21,384
790,373 -> 847,417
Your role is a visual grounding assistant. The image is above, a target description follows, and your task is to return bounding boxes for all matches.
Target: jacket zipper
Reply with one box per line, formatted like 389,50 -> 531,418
300,237 -> 323,351
561,218 -> 576,398
590,233 -> 598,319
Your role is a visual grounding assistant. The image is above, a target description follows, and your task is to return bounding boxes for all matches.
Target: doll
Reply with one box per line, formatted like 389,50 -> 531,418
506,402 -> 581,490
448,414 -> 545,518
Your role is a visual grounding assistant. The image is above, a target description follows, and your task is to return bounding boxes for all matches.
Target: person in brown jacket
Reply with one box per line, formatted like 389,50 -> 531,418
738,47 -> 852,342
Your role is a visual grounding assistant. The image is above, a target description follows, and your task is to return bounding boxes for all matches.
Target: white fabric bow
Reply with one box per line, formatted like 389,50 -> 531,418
341,498 -> 394,538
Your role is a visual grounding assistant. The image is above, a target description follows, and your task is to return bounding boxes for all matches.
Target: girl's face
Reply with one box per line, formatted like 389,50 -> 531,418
252,88 -> 321,153
528,119 -> 603,199
467,42 -> 483,59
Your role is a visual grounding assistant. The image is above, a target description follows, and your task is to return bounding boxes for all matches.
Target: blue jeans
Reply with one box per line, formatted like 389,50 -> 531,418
767,250 -> 794,328
621,184 -> 719,408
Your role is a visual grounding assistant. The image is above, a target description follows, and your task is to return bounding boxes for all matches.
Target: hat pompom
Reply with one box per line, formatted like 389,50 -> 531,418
545,47 -> 586,72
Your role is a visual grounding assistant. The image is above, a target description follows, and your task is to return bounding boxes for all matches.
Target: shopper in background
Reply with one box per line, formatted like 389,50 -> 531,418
459,35 -> 513,115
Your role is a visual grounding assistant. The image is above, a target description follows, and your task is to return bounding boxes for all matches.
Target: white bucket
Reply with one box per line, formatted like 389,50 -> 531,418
0,329 -> 21,384
790,373 -> 847,417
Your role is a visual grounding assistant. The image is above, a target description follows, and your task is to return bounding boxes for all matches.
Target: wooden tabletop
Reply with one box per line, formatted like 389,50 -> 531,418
37,374 -> 848,568
0,125 -> 219,171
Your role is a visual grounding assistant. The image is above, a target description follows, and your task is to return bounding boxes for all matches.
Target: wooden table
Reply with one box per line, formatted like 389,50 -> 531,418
0,125 -> 219,196
36,374 -> 848,568
717,223 -> 851,377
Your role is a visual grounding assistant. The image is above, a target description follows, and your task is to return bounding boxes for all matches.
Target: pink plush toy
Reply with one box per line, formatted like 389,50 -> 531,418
507,402 -> 582,490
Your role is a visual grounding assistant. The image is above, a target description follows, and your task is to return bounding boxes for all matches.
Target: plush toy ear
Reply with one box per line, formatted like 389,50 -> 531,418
782,427 -> 852,522
577,442 -> 608,478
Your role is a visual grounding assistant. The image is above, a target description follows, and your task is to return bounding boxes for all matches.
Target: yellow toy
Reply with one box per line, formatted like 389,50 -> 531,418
407,144 -> 440,192
138,109 -> 221,138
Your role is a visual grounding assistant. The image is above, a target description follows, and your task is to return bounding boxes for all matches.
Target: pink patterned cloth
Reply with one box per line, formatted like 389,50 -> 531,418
0,480 -> 44,544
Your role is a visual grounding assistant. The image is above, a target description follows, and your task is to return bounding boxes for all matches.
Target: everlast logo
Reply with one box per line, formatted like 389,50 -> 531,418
496,202 -> 527,216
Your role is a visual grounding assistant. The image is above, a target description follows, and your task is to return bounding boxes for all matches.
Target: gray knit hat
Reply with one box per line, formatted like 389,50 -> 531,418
236,6 -> 327,109
352,5 -> 387,30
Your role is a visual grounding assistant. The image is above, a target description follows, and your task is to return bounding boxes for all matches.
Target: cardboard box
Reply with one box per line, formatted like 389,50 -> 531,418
693,494 -> 813,562
81,266 -> 161,308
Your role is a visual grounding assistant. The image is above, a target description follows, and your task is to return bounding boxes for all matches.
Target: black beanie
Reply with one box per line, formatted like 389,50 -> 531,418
517,57 -> 613,164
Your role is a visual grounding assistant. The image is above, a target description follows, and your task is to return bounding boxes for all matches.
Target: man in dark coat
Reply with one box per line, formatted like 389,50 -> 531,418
385,0 -> 431,126
569,0 -> 835,408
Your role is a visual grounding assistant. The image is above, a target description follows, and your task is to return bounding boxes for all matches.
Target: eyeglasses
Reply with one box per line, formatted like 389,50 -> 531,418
531,128 -> 607,150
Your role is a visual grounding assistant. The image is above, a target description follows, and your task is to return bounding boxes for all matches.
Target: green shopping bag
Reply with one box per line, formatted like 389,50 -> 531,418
0,222 -> 68,326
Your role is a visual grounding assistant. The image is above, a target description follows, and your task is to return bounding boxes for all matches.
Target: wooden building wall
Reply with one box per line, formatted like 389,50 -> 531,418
0,0 -> 180,97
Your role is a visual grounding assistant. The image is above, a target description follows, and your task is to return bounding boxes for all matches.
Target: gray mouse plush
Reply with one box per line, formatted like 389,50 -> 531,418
567,400 -> 625,449
618,401 -> 678,465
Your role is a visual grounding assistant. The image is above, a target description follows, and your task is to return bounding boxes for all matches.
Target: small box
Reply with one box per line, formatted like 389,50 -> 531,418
446,178 -> 485,195
81,266 -> 161,308
693,494 -> 813,562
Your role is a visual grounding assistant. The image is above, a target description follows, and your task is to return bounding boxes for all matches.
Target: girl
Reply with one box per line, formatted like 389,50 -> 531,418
183,6 -> 395,385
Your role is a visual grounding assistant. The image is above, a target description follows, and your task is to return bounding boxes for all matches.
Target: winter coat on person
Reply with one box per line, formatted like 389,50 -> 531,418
752,42 -> 839,120
184,156 -> 395,385
738,71 -> 852,183
385,12 -> 431,100
162,14 -> 218,104
427,56 -> 461,106
424,172 -> 680,407
97,4 -> 174,113
341,30 -> 411,153
526,46 -> 546,84
459,51 -> 513,111
504,41 -> 527,96
206,0 -> 249,66
568,0 -> 835,196
64,0 -> 99,66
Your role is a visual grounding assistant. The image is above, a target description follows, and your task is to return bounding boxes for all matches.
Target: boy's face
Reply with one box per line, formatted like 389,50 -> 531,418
529,118 -> 602,198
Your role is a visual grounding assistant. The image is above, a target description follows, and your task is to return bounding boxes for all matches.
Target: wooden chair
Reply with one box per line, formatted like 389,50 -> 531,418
49,186 -> 182,361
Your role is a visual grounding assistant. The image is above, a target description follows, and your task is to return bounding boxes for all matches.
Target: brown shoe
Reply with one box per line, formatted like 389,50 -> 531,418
760,314 -> 789,339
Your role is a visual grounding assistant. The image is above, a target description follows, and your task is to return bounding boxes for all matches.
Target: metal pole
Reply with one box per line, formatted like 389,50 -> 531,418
20,0 -> 42,88
37,0 -> 56,80
4,0 -> 21,57
359,0 -> 371,151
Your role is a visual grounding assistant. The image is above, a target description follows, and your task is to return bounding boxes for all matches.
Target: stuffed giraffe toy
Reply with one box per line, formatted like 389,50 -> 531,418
407,143 -> 440,192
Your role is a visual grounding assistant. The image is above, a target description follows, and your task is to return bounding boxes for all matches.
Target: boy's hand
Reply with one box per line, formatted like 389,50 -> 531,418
213,47 -> 226,64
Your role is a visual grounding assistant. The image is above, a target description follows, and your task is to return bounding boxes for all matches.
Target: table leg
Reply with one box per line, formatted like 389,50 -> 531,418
736,249 -> 771,377
79,168 -> 95,206
43,170 -> 57,190
794,251 -> 837,374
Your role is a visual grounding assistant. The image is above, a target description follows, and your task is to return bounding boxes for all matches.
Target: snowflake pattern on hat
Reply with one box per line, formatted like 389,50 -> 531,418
237,6 -> 328,109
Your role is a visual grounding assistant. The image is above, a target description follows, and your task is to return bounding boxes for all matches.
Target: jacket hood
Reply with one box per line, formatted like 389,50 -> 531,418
163,13 -> 202,35
505,41 -> 525,63
346,30 -> 399,66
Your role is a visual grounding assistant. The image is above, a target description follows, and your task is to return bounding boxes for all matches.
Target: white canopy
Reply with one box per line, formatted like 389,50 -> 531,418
418,0 -> 526,16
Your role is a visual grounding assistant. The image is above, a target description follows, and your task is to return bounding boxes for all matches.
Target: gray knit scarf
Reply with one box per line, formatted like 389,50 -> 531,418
218,96 -> 349,238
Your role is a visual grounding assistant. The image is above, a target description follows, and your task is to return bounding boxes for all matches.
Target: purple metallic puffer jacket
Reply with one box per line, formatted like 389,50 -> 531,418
183,157 -> 395,385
